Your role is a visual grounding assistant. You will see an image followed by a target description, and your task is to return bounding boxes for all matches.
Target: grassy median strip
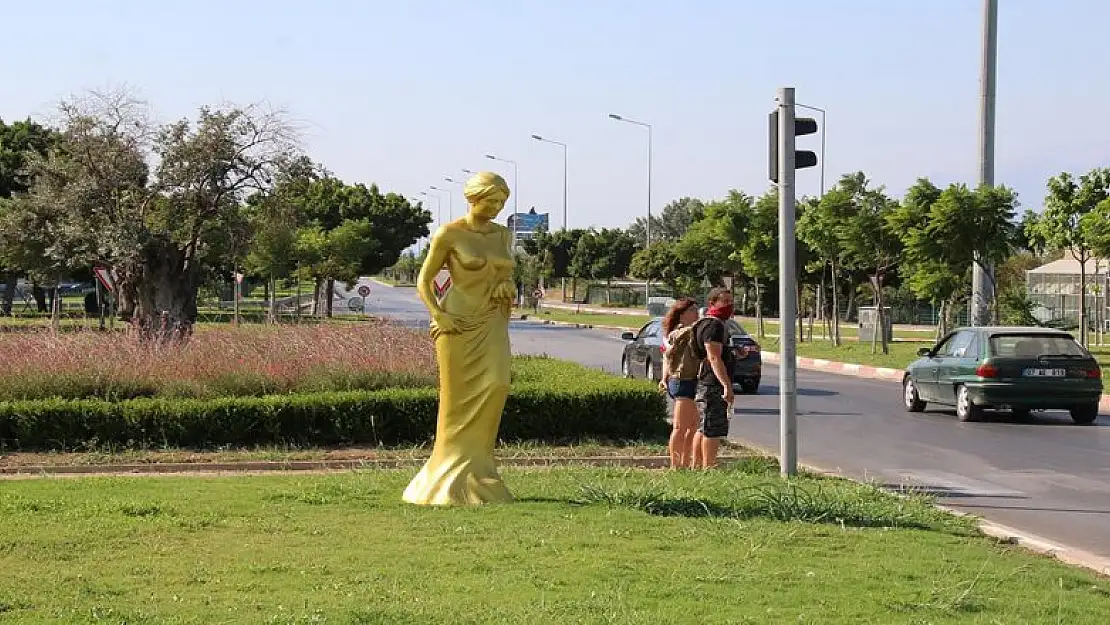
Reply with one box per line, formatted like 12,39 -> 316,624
1,466 -> 1108,624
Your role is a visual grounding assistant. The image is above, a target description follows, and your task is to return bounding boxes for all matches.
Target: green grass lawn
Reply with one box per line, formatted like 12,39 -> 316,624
2,466 -> 1108,624
531,308 -> 652,329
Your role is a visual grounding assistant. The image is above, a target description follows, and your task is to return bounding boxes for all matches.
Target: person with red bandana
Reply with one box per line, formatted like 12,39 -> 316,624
690,287 -> 736,468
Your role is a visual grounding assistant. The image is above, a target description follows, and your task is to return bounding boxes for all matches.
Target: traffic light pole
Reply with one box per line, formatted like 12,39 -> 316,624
777,86 -> 798,477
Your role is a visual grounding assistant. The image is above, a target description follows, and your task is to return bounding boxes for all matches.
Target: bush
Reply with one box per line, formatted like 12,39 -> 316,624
0,357 -> 668,451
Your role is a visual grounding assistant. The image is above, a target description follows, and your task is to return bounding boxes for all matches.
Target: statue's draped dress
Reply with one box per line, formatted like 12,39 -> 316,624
402,223 -> 515,505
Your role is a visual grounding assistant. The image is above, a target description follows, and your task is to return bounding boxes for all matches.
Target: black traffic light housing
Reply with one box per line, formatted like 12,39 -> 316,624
768,111 -> 818,183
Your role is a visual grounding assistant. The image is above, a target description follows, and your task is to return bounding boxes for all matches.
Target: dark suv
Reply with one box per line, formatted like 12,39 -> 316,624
620,317 -> 762,394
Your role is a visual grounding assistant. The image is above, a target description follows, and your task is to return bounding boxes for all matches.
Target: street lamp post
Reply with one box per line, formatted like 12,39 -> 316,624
443,177 -> 467,221
531,134 -> 568,230
609,113 -> 653,306
485,154 -> 519,247
794,103 -> 827,197
429,185 -> 452,222
418,191 -> 441,230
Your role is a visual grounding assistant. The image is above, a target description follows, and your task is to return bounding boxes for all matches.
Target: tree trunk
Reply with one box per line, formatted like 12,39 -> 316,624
1079,250 -> 1088,346
830,263 -> 841,346
116,267 -> 139,323
295,274 -> 303,323
131,240 -> 199,343
50,279 -> 61,332
795,282 -> 803,343
269,274 -> 277,324
1,273 -> 16,315
754,278 -> 765,339
32,284 -> 47,313
312,277 -> 323,316
325,278 -> 335,318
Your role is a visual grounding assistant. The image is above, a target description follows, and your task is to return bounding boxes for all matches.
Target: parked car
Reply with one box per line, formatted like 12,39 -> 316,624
902,326 -> 1103,424
620,316 -> 761,393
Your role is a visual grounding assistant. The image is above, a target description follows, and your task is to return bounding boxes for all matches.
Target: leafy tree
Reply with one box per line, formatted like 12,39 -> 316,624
799,181 -> 857,345
731,189 -> 778,338
672,201 -> 736,292
834,174 -> 901,354
627,197 -> 706,244
892,180 -> 1018,335
1032,168 -> 1110,344
0,118 -> 59,314
591,228 -> 638,302
630,241 -> 699,296
527,227 -> 586,300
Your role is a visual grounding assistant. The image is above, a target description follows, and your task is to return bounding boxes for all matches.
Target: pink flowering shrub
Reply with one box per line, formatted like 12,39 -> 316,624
0,321 -> 436,400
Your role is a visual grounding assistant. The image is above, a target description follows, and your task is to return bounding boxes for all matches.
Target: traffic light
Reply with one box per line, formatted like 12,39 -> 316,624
768,110 -> 818,183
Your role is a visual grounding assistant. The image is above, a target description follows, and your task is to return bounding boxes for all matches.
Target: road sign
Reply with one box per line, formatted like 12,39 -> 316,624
433,269 -> 451,299
93,266 -> 116,292
347,296 -> 364,312
357,285 -> 371,297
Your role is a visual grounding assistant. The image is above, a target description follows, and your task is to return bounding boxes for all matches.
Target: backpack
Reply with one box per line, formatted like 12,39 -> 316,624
664,326 -> 701,380
688,317 -> 732,379
688,317 -> 723,360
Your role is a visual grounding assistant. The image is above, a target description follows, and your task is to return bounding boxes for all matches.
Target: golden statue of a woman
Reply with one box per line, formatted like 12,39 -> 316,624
403,171 -> 517,506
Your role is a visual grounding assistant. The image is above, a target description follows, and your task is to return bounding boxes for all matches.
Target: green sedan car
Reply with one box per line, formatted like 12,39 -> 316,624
902,326 -> 1103,424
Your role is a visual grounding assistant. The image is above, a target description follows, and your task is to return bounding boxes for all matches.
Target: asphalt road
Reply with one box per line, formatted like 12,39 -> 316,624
367,281 -> 1110,561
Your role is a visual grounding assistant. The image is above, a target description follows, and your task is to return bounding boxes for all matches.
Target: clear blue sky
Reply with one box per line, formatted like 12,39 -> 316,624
3,1 -> 1108,231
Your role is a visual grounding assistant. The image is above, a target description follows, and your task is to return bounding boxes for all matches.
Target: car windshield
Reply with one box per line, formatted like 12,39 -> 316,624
989,334 -> 1088,358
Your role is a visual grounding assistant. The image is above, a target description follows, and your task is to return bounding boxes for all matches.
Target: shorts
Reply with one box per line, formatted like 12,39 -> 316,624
667,378 -> 697,400
695,384 -> 731,439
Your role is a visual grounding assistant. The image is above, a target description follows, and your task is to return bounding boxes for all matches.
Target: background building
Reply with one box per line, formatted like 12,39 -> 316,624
1026,252 -> 1109,329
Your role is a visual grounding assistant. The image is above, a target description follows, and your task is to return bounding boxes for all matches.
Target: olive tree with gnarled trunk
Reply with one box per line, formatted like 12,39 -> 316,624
0,90 -> 298,341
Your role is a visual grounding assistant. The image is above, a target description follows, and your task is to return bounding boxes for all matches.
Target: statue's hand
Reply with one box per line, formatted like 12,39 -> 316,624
491,281 -> 517,302
431,311 -> 461,335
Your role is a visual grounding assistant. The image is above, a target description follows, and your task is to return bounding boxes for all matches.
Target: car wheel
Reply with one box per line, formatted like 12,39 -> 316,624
1070,403 -> 1099,425
621,357 -> 632,379
903,377 -> 926,412
740,379 -> 759,394
955,386 -> 981,422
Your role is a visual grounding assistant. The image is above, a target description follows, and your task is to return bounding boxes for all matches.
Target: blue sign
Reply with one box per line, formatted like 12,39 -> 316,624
508,211 -> 549,233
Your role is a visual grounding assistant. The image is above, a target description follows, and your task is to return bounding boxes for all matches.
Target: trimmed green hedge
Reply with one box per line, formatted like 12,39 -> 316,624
0,357 -> 668,451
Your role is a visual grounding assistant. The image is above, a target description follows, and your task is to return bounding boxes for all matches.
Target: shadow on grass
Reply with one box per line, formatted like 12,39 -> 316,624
573,478 -> 972,534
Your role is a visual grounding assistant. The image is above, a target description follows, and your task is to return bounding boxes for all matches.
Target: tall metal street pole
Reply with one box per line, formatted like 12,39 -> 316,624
418,191 -> 441,229
971,0 -> 999,327
609,113 -> 653,306
777,87 -> 799,477
485,154 -> 519,247
429,185 -> 452,222
531,134 -> 568,230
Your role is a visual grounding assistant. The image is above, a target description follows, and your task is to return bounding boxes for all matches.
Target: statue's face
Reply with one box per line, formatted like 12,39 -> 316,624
472,192 -> 508,220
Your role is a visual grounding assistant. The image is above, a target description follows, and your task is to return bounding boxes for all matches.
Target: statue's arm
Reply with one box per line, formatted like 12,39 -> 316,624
417,227 -> 452,319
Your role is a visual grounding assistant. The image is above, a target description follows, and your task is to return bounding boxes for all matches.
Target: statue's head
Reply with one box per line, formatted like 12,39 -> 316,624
463,171 -> 510,221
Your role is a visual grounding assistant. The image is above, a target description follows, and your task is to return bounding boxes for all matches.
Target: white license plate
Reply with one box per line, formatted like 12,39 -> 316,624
1023,368 -> 1066,377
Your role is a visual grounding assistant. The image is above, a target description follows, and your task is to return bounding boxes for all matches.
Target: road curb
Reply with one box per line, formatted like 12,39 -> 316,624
736,441 -> 1110,577
760,350 -> 1110,411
